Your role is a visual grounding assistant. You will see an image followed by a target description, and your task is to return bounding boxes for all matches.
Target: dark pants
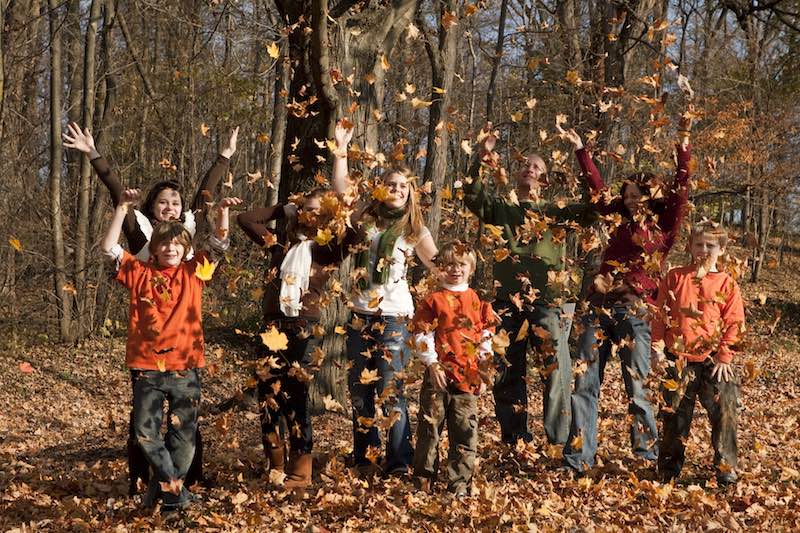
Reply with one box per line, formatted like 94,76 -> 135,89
346,313 -> 413,472
563,306 -> 658,470
493,302 -> 572,445
132,369 -> 200,506
256,318 -> 319,455
413,375 -> 478,494
658,356 -> 739,479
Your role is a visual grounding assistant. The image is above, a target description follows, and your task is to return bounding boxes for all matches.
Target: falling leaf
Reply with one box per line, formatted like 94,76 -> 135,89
460,139 -> 472,155
261,326 -> 289,352
267,41 -> 280,59
9,237 -> 22,252
195,256 -> 217,281
269,468 -> 287,485
565,70 -> 581,85
372,185 -> 391,202
360,368 -> 381,385
19,362 -> 34,373
380,54 -> 390,71
663,379 -> 680,391
404,83 -> 416,94
155,357 -> 167,372
200,123 -> 210,137
677,74 -> 694,99
256,132 -> 270,144
231,491 -> 249,505
442,11 -> 458,30
406,23 -> 420,40
323,395 -> 344,413
411,97 -> 433,109
314,228 -> 333,246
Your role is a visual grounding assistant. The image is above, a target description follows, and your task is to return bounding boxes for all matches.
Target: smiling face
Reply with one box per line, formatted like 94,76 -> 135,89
443,256 -> 473,286
383,171 -> 410,209
153,188 -> 183,222
516,154 -> 547,192
154,237 -> 186,267
689,232 -> 725,272
622,182 -> 645,216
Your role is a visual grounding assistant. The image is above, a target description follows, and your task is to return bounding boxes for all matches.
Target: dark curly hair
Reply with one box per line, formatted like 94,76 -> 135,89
142,180 -> 186,222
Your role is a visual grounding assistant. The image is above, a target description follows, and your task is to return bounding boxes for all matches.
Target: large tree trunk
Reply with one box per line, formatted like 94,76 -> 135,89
266,38 -> 289,207
49,0 -> 72,341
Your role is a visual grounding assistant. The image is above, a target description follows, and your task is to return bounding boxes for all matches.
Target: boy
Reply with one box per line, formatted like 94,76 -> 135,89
651,221 -> 745,485
101,189 -> 240,510
411,242 -> 496,496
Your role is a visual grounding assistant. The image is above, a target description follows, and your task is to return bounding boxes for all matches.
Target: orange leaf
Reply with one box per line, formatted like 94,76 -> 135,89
261,326 -> 289,351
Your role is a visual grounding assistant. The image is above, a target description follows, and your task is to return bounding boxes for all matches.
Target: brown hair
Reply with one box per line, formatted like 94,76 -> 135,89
436,241 -> 477,272
148,220 -> 193,261
620,172 -> 668,219
287,187 -> 329,244
377,168 -> 425,239
689,220 -> 729,248
143,180 -> 185,222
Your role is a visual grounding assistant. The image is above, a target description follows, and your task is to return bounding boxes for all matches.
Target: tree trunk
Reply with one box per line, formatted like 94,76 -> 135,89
485,0 -> 507,122
49,0 -> 72,341
267,39 -> 289,207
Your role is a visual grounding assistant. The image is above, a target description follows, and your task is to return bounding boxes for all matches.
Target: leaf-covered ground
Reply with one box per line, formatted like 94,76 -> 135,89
2,270 -> 800,532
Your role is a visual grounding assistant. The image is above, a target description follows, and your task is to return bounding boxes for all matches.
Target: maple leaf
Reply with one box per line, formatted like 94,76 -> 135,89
442,10 -> 458,29
261,326 -> 289,351
195,256 -> 217,281
266,41 -> 280,59
411,97 -> 432,109
677,73 -> 694,99
322,395 -> 344,413
360,368 -> 381,385
372,185 -> 391,202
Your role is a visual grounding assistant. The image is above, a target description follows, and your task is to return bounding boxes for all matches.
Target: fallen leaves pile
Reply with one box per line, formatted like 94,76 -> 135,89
2,265 -> 799,531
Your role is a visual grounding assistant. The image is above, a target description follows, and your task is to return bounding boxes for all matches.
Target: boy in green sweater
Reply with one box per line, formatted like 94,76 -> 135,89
463,124 -> 593,446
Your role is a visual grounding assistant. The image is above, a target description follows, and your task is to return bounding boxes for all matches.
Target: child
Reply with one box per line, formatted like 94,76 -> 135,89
651,221 -> 745,485
411,242 -> 496,496
101,188 -> 240,510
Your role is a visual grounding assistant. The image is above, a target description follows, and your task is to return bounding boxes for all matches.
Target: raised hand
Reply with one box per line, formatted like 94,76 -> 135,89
218,196 -> 243,210
477,122 -> 498,155
120,189 -> 141,208
62,122 -> 100,158
556,124 -> 584,150
220,127 -> 239,159
334,119 -> 354,149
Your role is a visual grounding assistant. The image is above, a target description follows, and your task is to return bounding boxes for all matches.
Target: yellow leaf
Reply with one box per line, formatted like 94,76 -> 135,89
314,227 -> 333,246
404,83 -> 416,94
266,41 -> 280,59
663,379 -> 680,391
432,86 -> 447,94
360,368 -> 381,385
494,248 -> 510,262
570,432 -> 583,450
8,237 -> 22,252
334,325 -> 347,335
460,139 -> 472,155
380,54 -> 390,71
155,357 -> 167,372
200,123 -> 210,137
510,111 -> 523,122
565,70 -> 581,85
372,185 -> 391,202
411,97 -> 433,109
256,132 -> 270,144
195,256 -> 217,281
261,326 -> 289,351
322,395 -> 344,413
364,72 -> 377,85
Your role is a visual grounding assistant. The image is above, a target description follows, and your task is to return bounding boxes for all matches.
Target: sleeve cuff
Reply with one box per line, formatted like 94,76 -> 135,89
478,329 -> 493,360
103,243 -> 124,261
208,234 -> 230,252
414,332 -> 438,366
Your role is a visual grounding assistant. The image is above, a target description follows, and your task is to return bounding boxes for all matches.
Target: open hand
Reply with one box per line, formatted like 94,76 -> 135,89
62,122 -> 99,158
557,125 -> 584,150
711,357 -> 734,383
218,197 -> 243,210
334,119 -> 354,149
221,127 -> 239,159
428,363 -> 449,391
120,189 -> 141,207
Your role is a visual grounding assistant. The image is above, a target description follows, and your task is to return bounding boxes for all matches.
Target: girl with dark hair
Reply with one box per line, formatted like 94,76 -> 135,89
558,116 -> 692,473
63,122 -> 238,495
332,123 -> 438,475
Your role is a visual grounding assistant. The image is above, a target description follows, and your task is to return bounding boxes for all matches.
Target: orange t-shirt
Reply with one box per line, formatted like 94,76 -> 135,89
651,265 -> 745,363
115,250 -> 208,371
412,288 -> 496,393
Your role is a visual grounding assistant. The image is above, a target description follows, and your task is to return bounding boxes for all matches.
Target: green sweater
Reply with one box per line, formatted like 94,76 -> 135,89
463,156 -> 593,304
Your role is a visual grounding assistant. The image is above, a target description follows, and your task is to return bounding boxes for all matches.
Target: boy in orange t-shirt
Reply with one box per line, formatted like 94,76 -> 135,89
101,189 -> 239,510
411,242 -> 497,496
651,221 -> 745,485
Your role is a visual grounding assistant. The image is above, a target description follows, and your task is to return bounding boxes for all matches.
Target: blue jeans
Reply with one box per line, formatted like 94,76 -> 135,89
563,307 -> 658,470
346,313 -> 413,471
132,369 -> 200,506
493,302 -> 572,445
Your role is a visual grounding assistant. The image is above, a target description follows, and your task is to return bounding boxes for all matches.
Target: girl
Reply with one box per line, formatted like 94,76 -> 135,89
101,188 -> 239,510
332,122 -> 438,475
558,116 -> 692,473
63,122 -> 237,493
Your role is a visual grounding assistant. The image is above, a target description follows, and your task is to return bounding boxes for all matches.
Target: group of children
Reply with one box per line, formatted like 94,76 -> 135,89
61,110 -> 745,510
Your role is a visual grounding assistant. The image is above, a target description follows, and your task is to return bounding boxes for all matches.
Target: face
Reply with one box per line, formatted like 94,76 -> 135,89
153,188 -> 182,222
383,172 -> 410,209
154,238 -> 186,267
442,257 -> 473,286
516,155 -> 547,191
690,233 -> 724,270
298,197 -> 322,229
623,182 -> 645,216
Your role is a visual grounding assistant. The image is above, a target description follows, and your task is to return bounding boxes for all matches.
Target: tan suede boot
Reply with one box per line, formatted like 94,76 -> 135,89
266,443 -> 285,472
284,453 -> 312,489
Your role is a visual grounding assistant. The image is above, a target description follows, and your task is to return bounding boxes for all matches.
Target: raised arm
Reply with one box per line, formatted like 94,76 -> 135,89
332,119 -> 354,198
101,189 -> 140,256
560,127 -> 617,216
236,204 -> 288,247
659,116 -> 693,243
462,124 -> 502,224
64,122 -> 142,248
189,127 -> 238,213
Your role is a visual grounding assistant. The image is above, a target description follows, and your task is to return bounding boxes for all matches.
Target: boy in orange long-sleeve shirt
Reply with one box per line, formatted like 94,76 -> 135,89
651,221 -> 745,485
411,242 -> 497,496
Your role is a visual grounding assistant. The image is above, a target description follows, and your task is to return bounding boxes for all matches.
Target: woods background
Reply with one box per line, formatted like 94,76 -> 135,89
1,0 -> 799,405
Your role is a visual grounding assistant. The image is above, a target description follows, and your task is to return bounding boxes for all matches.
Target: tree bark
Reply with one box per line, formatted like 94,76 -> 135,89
49,0 -> 72,341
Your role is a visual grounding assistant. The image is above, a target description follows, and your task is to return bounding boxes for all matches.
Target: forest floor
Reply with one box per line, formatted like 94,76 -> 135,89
2,260 -> 800,532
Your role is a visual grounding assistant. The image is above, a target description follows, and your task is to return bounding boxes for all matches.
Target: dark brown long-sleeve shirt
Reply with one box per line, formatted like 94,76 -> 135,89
91,154 -> 230,254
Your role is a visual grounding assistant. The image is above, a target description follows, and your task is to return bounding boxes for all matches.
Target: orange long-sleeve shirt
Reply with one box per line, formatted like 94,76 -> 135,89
412,288 -> 496,393
651,265 -> 745,363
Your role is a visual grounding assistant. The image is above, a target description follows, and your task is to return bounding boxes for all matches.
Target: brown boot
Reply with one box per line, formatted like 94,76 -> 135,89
264,433 -> 285,471
284,453 -> 312,489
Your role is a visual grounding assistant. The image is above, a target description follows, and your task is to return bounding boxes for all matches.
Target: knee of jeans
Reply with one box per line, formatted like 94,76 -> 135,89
351,394 -> 367,414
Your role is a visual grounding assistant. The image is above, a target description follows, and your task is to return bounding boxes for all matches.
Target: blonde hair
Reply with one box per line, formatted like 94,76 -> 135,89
436,241 -> 477,272
378,168 -> 425,239
689,220 -> 729,248
148,220 -> 192,261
